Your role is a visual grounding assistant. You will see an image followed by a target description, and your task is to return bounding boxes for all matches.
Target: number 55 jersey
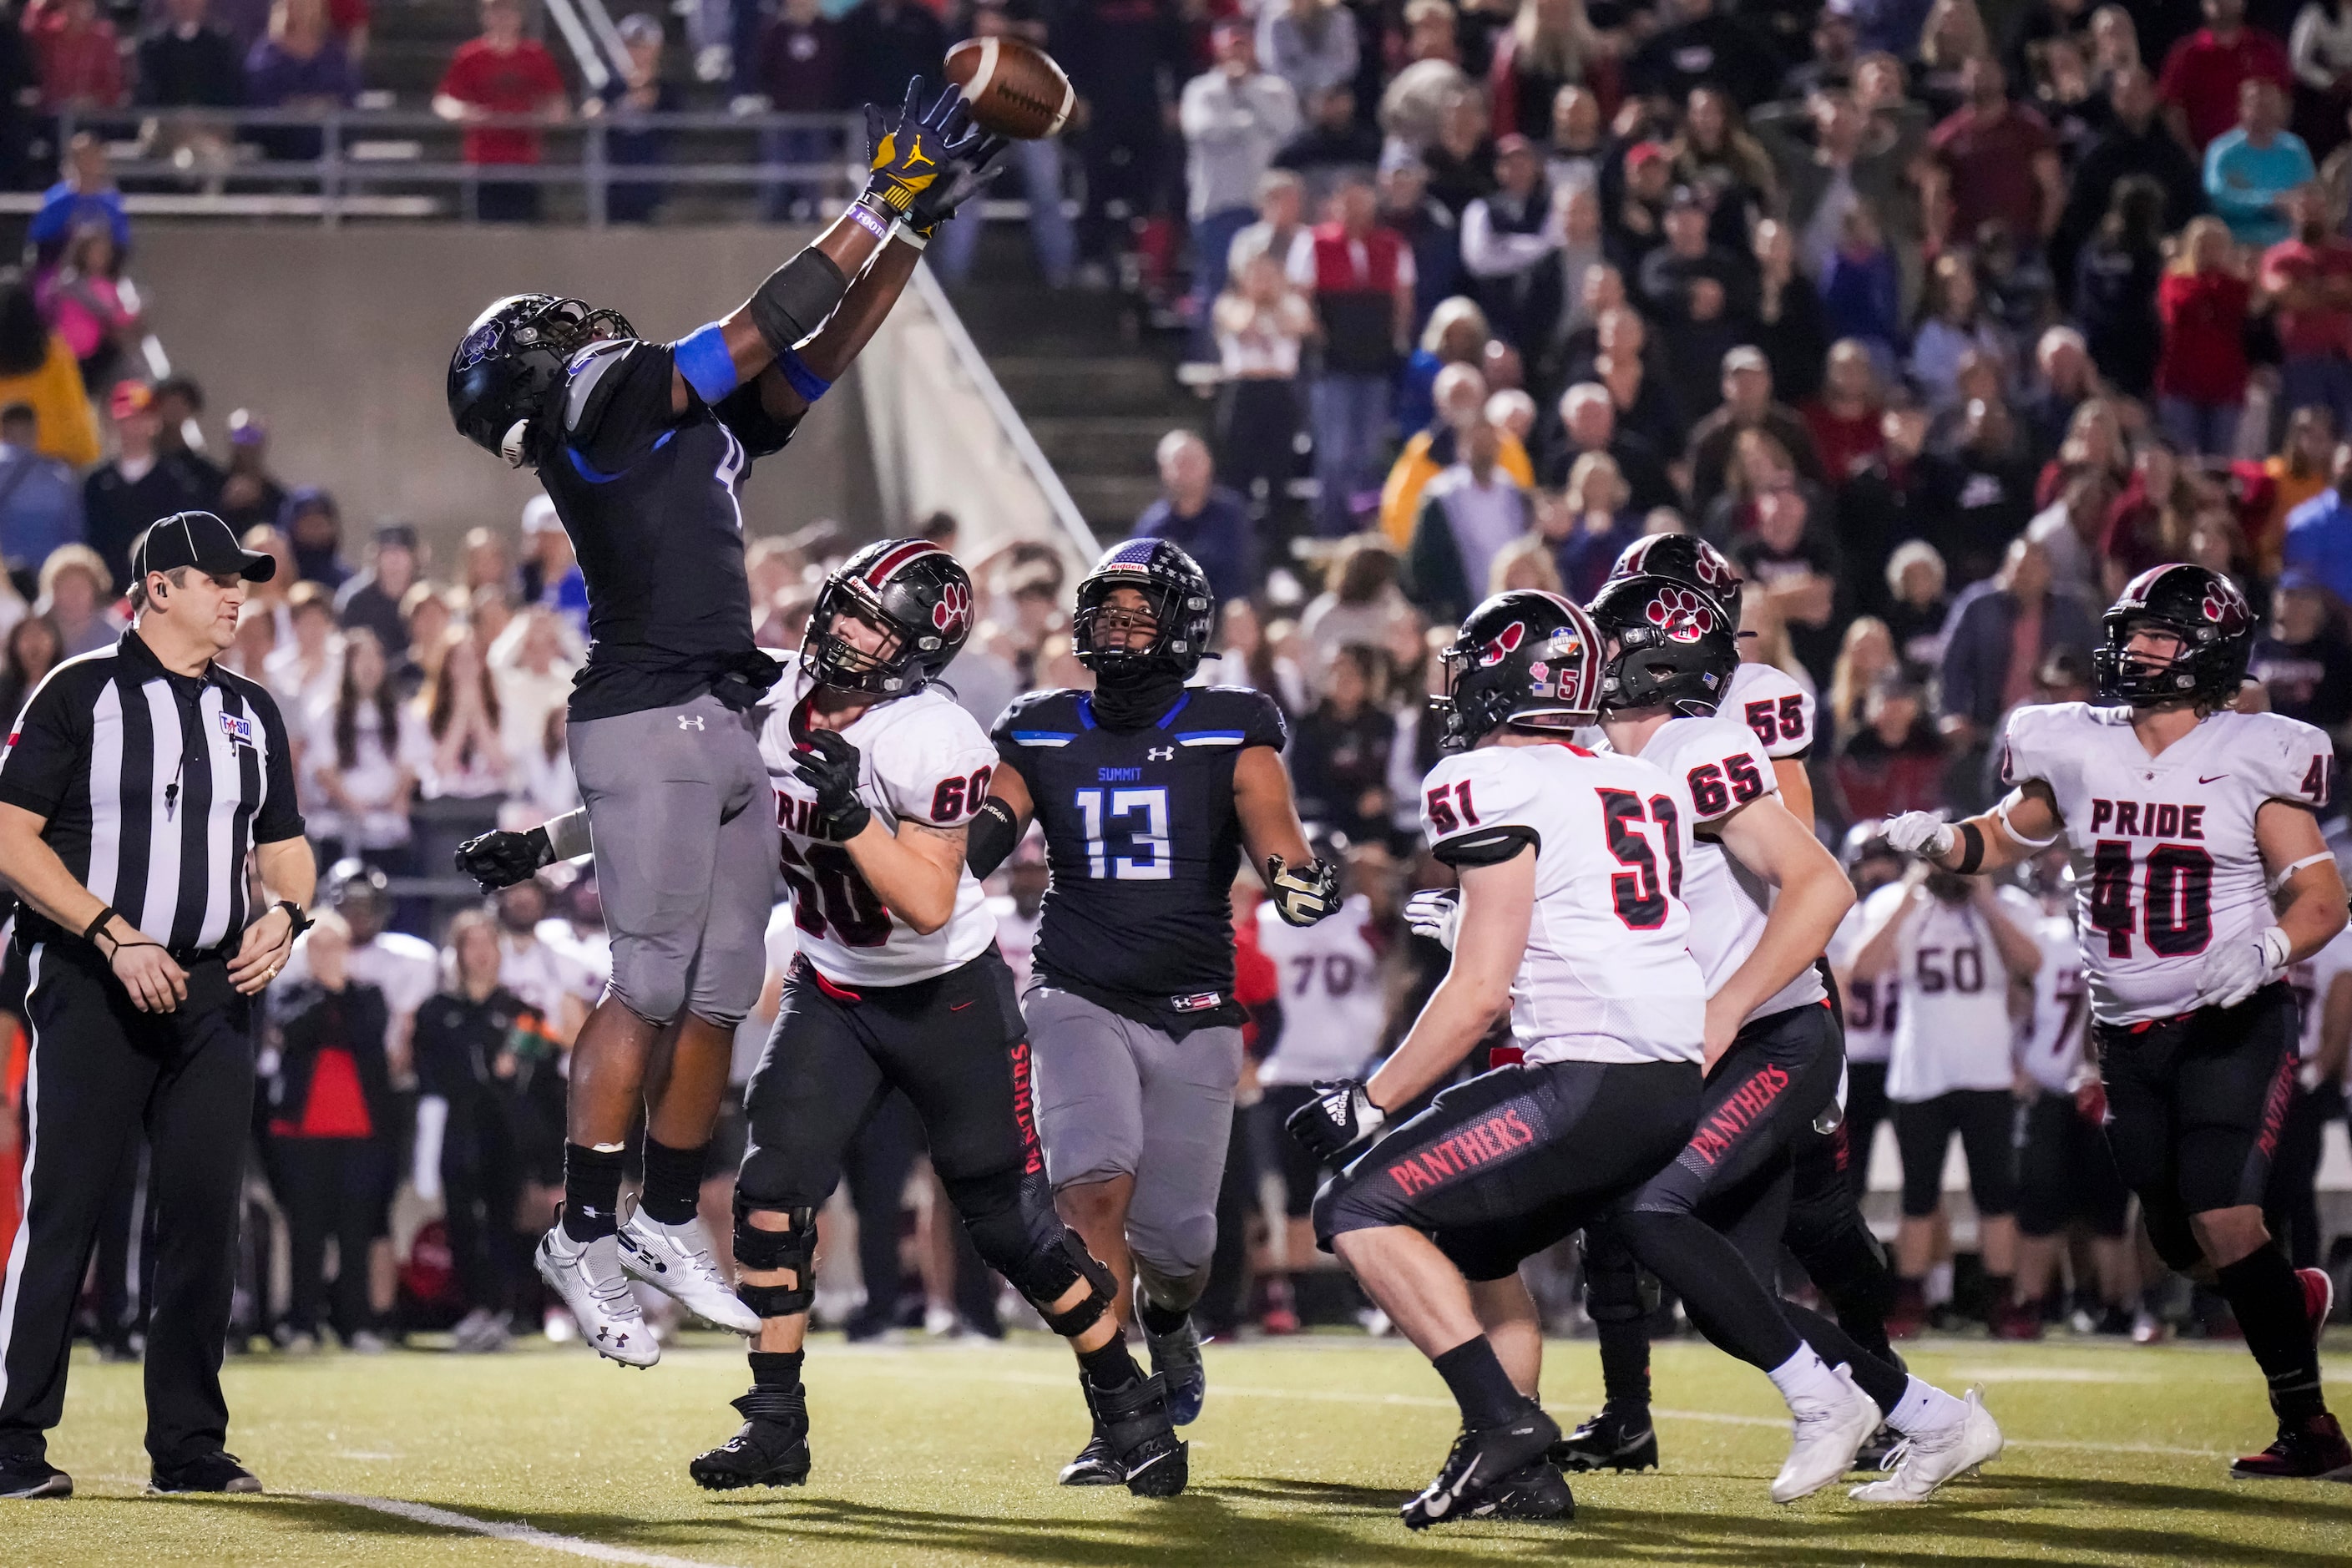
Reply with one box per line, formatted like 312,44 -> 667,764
764,663 -> 1001,987
1419,741 -> 1705,1066
2000,702 -> 2335,1024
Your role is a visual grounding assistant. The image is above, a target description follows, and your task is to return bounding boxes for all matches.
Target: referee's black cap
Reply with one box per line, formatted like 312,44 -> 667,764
133,511 -> 277,584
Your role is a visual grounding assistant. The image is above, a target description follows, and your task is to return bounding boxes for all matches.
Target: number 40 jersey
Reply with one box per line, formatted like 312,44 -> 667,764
763,663 -> 1000,988
2000,702 -> 2335,1024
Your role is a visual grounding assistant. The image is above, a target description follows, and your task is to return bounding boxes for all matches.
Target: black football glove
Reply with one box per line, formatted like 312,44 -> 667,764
858,77 -> 985,225
791,728 -> 873,842
455,827 -> 554,893
903,133 -> 1010,235
1266,855 -> 1340,927
1285,1077 -> 1386,1164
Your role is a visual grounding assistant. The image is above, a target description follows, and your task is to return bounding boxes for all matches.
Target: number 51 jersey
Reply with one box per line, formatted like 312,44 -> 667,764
2000,702 -> 2335,1024
762,664 -> 1000,988
1420,741 -> 1705,1066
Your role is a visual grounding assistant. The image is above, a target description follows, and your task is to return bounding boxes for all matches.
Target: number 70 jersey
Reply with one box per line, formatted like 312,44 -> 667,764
2000,701 -> 2335,1024
1420,741 -> 1706,1067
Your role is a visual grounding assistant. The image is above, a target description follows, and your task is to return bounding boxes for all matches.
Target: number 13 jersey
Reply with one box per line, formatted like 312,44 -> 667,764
762,664 -> 999,988
2000,702 -> 2334,1024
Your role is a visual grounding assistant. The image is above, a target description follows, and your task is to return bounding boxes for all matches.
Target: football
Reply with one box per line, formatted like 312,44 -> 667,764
943,36 -> 1075,140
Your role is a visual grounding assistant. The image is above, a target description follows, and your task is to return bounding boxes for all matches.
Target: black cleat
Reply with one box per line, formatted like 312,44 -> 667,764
1142,1310 -> 1206,1426
1403,1408 -> 1562,1530
690,1388 -> 812,1490
1086,1371 -> 1188,1497
1479,1461 -> 1576,1521
1057,1424 -> 1124,1486
1550,1404 -> 1657,1473
1852,1423 -> 1902,1474
0,1454 -> 70,1500
2230,1413 -> 2352,1481
147,1451 -> 260,1495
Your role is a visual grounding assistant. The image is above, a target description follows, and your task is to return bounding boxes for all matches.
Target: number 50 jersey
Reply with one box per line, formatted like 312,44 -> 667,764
2000,702 -> 2335,1024
762,664 -> 1000,988
1420,741 -> 1705,1067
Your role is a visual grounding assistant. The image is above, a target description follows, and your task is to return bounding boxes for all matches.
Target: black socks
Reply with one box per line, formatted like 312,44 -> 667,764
1079,1339 -> 1143,1391
2216,1245 -> 2326,1426
750,1350 -> 805,1393
561,1143 -> 626,1242
1433,1336 -> 1533,1429
1138,1298 -> 1191,1338
1595,1314 -> 1652,1413
640,1138 -> 710,1227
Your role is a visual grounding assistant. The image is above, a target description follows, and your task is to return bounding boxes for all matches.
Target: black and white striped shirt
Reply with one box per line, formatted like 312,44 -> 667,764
0,628 -> 304,953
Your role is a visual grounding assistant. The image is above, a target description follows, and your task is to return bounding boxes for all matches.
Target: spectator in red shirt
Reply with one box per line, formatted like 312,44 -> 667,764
432,0 -> 570,222
2157,0 -> 2293,152
1803,338 -> 1888,486
2156,215 -> 2254,455
1920,57 -> 2064,254
2261,181 -> 2352,429
34,0 -> 125,109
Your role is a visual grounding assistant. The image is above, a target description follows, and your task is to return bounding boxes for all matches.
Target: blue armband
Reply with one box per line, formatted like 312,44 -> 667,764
673,322 -> 740,406
776,346 -> 833,405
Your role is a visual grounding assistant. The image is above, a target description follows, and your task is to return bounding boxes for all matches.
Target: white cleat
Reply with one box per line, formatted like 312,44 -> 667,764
536,1227 -> 660,1368
618,1211 -> 761,1334
1849,1388 -> 2004,1503
1771,1363 -> 1881,1505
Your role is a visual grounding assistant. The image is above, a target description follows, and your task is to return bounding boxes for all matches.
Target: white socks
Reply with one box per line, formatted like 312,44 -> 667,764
1767,1344 -> 1845,1410
1888,1374 -> 1966,1437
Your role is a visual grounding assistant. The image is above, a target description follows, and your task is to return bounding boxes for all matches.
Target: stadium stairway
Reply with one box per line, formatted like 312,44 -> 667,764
946,225 -> 1207,541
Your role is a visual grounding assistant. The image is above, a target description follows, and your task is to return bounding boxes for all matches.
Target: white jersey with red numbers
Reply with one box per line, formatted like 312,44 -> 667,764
2000,703 -> 2334,1025
2019,912 -> 2091,1094
761,665 -> 999,987
1256,892 -> 1388,1086
1884,883 -> 2039,1101
2289,921 -> 2352,1062
1419,741 -> 1704,1066
1830,891 -> 1900,1065
1618,714 -> 1828,1022
1725,660 -> 1817,761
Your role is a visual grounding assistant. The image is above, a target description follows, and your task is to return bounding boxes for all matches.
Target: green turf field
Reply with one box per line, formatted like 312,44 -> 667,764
8,1332 -> 2350,1565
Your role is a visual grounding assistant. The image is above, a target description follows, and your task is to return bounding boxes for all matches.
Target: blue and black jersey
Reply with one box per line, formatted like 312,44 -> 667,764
993,685 -> 1287,1035
538,333 -> 800,722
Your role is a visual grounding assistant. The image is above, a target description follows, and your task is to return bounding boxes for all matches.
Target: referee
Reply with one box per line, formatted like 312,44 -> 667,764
0,512 -> 314,1501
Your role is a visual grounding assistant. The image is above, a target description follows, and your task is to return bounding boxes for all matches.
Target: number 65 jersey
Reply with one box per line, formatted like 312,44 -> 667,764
763,663 -> 1000,988
1420,741 -> 1705,1067
2000,701 -> 2335,1024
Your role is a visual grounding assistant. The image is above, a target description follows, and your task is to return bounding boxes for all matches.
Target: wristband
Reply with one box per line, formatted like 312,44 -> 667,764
846,200 -> 893,243
2259,925 -> 2293,971
1955,821 -> 1985,876
83,903 -> 123,948
276,899 -> 312,940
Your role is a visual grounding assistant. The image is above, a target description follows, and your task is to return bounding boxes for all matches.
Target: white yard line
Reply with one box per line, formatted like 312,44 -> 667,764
305,1493 -> 738,1568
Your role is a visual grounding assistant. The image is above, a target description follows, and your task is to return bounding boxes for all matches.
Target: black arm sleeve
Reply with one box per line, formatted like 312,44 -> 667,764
252,693 -> 306,844
0,671 -> 84,819
1429,826 -> 1540,869
966,797 -> 1020,878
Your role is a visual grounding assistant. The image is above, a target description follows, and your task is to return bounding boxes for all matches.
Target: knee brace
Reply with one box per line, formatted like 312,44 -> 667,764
1134,1258 -> 1211,1318
731,1198 -> 817,1319
1004,1226 -> 1118,1339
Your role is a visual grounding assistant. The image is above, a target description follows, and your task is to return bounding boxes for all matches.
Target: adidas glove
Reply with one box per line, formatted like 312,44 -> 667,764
455,827 -> 554,893
1404,888 -> 1460,952
857,78 -> 984,226
790,728 -> 873,842
1267,855 -> 1340,927
1285,1077 -> 1385,1163
2198,924 -> 2290,1011
1884,811 -> 1956,862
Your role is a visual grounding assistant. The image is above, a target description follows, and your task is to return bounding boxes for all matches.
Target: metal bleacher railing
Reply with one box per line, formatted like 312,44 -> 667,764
0,105 -> 868,227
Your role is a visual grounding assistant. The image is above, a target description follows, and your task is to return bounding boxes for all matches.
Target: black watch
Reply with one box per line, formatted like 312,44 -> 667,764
274,899 -> 312,940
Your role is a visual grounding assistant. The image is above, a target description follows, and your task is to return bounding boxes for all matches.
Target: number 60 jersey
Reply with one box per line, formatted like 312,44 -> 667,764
1421,741 -> 1705,1067
2000,701 -> 2335,1024
763,662 -> 1001,987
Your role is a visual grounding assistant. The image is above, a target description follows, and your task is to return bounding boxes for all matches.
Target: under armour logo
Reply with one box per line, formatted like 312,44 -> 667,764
1147,746 -> 1174,761
679,715 -> 706,731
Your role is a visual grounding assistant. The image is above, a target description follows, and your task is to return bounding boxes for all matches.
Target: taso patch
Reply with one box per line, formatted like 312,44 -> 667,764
219,712 -> 256,749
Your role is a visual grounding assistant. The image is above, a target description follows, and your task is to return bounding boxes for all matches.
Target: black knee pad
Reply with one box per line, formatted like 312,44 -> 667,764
2139,1195 -> 2205,1276
1581,1228 -> 1648,1324
732,1197 -> 817,1319
941,1165 -> 1039,1275
1005,1226 -> 1117,1338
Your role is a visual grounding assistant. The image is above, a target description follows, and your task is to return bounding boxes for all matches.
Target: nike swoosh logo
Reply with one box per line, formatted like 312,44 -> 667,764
2199,774 -> 2228,784
950,1000 -> 975,1011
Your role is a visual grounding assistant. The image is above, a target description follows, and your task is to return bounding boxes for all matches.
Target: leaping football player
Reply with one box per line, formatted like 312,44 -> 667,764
1885,563 -> 2350,1480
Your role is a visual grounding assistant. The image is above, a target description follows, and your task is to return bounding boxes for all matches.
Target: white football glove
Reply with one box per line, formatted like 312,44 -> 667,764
1285,1077 -> 1386,1163
2198,926 -> 2291,1011
1884,811 -> 1957,861
1404,888 -> 1461,952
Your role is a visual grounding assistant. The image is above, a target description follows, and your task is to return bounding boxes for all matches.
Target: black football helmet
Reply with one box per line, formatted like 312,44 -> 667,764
1586,573 -> 1739,716
448,293 -> 635,468
1606,534 -> 1745,623
1072,538 -> 1216,681
2092,563 -> 2254,709
1435,590 -> 1605,751
802,538 -> 974,697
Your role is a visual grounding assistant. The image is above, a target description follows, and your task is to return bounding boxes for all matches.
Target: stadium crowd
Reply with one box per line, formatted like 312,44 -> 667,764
0,0 -> 2346,1364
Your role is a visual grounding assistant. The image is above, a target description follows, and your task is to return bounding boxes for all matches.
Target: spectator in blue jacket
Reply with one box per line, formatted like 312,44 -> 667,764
1134,430 -> 1252,608
28,134 -> 129,273
2284,441 -> 2352,607
1936,534 -> 2101,751
0,402 -> 82,575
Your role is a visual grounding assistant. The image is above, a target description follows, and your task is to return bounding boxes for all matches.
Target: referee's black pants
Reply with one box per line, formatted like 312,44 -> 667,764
0,942 -> 253,1469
